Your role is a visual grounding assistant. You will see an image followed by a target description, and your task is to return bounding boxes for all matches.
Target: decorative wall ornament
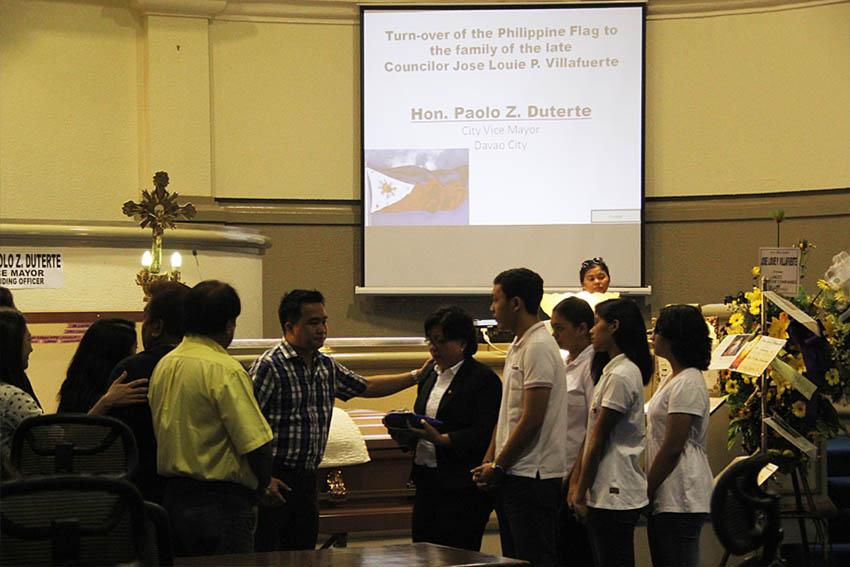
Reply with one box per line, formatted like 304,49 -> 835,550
123,171 -> 196,297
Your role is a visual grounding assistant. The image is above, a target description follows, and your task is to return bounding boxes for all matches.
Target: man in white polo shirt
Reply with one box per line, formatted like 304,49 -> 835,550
472,268 -> 568,567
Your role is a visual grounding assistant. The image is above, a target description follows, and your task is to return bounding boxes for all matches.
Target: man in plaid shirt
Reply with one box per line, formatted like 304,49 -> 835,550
251,289 -> 429,551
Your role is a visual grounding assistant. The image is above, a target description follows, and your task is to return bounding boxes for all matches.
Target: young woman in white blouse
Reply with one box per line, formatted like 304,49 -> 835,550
568,298 -> 653,567
646,305 -> 713,567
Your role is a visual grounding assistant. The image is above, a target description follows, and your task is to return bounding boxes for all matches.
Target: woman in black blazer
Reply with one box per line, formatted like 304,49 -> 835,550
405,306 -> 502,551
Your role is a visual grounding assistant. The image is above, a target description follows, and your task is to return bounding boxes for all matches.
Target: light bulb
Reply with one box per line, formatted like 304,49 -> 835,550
171,251 -> 183,269
141,250 -> 152,267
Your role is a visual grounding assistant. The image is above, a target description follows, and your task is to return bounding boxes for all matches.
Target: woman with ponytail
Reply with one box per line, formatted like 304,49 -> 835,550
568,298 -> 652,567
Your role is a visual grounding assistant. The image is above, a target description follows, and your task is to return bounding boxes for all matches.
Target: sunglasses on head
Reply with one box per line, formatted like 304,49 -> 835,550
581,257 -> 605,270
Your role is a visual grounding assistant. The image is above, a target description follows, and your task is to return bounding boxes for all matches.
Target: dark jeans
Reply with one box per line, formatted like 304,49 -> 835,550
647,512 -> 707,567
255,467 -> 318,551
162,477 -> 256,557
411,465 -> 493,551
586,507 -> 641,567
495,474 -> 561,567
557,497 -> 593,567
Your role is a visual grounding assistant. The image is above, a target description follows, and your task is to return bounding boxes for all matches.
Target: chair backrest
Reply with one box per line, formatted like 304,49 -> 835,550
0,475 -> 153,566
711,454 -> 781,561
10,414 -> 138,480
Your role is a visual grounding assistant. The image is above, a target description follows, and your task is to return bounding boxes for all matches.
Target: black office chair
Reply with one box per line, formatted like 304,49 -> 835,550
9,413 -> 138,479
0,475 -> 154,566
711,454 -> 782,566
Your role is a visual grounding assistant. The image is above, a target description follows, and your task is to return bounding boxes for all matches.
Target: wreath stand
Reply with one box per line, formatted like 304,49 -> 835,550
757,277 -> 831,566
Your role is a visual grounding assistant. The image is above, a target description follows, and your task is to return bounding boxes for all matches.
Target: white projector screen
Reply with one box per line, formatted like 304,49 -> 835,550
361,4 -> 645,292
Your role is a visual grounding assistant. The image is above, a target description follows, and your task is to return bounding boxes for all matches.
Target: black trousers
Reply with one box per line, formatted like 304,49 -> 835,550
162,477 -> 256,557
494,474 -> 561,567
411,465 -> 493,551
254,467 -> 319,551
557,498 -> 594,567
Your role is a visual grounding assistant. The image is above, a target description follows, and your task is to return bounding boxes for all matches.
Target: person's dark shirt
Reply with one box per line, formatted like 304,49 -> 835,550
107,343 -> 175,503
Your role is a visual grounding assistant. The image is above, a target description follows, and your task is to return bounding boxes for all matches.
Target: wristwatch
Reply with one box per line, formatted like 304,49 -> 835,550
491,461 -> 505,475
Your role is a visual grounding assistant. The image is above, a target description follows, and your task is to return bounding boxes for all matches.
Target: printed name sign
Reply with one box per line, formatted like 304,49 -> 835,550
759,247 -> 801,296
0,250 -> 63,289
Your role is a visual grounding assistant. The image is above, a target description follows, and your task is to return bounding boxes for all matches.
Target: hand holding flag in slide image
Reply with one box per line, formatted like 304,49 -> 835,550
365,149 -> 470,226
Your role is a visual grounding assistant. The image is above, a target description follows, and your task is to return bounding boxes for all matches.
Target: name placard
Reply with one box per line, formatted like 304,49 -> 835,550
0,250 -> 63,289
759,247 -> 801,296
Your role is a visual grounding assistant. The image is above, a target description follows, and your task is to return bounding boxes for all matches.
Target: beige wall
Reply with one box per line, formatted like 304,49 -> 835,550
2,0 -> 848,213
646,2 -> 850,196
1,0 -> 849,336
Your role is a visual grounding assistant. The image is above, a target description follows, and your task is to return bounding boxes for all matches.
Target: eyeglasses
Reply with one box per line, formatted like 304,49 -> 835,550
581,257 -> 605,270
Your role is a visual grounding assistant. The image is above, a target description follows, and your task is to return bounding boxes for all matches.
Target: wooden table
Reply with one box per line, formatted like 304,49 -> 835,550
174,542 -> 528,566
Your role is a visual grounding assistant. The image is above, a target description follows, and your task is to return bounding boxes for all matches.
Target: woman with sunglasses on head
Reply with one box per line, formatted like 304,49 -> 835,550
645,305 -> 713,567
568,298 -> 652,567
580,257 -> 611,294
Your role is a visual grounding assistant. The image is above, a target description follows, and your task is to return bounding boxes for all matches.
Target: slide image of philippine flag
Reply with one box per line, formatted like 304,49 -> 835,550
365,149 -> 469,227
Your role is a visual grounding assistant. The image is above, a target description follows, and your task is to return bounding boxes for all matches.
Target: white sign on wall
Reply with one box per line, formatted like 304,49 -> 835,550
759,247 -> 800,296
0,250 -> 64,289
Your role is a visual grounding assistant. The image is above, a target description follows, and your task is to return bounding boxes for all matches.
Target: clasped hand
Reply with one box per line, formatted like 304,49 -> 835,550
470,462 -> 500,490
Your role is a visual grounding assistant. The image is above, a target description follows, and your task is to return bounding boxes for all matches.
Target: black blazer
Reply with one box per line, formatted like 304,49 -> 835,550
412,357 -> 501,492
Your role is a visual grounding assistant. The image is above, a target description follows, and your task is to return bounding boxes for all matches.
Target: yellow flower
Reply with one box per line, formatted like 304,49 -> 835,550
770,370 -> 788,396
826,368 -> 840,386
817,279 -> 832,291
729,313 -> 744,327
768,313 -> 790,339
786,353 -> 806,373
823,315 -> 837,338
752,266 -> 761,277
745,287 -> 762,304
746,288 -> 762,316
792,401 -> 807,418
725,380 -> 739,394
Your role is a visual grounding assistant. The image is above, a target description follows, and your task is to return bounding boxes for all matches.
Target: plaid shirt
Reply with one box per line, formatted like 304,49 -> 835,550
250,338 -> 368,471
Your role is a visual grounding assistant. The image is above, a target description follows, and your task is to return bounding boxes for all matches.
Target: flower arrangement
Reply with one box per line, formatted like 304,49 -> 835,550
718,238 -> 850,471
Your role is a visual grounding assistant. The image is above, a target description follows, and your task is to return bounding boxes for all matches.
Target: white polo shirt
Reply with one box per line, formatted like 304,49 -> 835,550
495,321 -> 568,480
646,367 -> 713,514
564,345 -> 596,472
585,353 -> 648,510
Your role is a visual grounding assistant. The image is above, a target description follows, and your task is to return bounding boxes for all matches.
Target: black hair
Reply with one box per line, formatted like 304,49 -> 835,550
655,304 -> 711,370
424,306 -> 478,358
493,268 -> 544,315
278,289 -> 325,331
184,280 -> 241,336
146,280 -> 190,339
0,287 -> 15,309
0,307 -> 28,390
593,298 -> 653,385
57,318 -> 137,413
552,297 -> 594,336
579,257 -> 610,285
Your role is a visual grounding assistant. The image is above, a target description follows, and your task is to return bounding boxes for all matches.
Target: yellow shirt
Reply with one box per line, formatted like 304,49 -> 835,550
148,335 -> 273,489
